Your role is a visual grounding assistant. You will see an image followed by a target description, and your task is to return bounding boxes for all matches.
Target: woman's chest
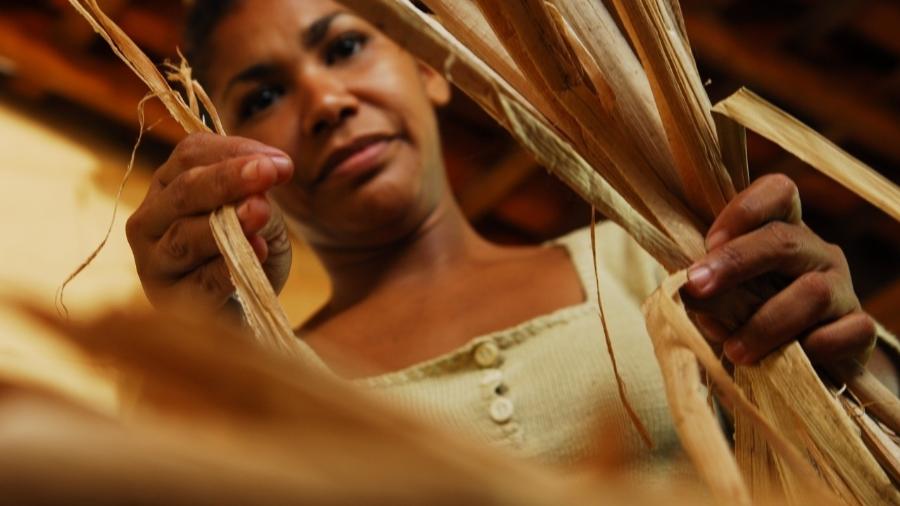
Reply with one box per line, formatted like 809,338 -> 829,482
363,306 -> 680,466
306,249 -> 585,375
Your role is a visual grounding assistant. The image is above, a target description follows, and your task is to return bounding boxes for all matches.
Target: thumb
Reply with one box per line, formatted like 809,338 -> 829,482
258,202 -> 292,294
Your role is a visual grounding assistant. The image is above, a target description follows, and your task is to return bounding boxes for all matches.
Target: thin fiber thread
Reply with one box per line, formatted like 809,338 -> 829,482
590,208 -> 653,449
55,47 -> 221,317
55,94 -> 157,318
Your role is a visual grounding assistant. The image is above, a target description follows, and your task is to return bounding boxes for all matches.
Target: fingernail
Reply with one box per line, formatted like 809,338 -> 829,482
241,159 -> 260,181
706,230 -> 729,251
688,264 -> 714,294
256,157 -> 277,182
725,339 -> 748,364
270,156 -> 293,180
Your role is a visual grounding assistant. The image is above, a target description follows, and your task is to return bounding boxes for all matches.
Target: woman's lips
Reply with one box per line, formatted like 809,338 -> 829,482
316,136 -> 398,186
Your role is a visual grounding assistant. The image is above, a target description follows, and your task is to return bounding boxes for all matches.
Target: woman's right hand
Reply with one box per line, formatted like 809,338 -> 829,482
126,133 -> 295,314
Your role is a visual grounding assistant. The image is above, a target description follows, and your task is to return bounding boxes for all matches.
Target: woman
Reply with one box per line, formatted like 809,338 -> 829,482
126,0 -> 895,467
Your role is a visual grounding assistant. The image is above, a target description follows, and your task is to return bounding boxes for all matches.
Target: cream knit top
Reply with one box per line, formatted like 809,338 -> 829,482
293,222 -> 900,473
299,222 -> 684,469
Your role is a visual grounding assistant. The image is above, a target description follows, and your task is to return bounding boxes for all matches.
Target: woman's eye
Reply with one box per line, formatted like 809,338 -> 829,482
324,32 -> 368,65
238,84 -> 284,121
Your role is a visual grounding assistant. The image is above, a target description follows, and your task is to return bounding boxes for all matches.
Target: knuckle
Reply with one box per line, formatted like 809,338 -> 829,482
214,161 -> 235,198
162,220 -> 190,260
736,197 -> 762,225
750,310 -> 777,339
170,139 -> 198,167
857,313 -> 877,341
827,243 -> 849,269
765,221 -> 801,256
125,211 -> 142,244
228,136 -> 268,158
168,178 -> 191,214
800,272 -> 834,314
267,226 -> 292,258
766,173 -> 799,198
775,175 -> 801,219
170,133 -> 217,167
717,242 -> 746,272
198,262 -> 233,298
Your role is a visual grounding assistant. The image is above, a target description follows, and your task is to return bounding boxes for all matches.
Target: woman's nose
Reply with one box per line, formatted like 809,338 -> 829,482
299,69 -> 359,137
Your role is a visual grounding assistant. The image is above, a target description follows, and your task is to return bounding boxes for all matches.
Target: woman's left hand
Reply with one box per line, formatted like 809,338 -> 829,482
684,174 -> 877,366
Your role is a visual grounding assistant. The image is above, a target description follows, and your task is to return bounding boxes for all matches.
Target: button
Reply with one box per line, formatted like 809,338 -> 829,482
473,342 -> 500,368
481,369 -> 503,387
489,397 -> 515,424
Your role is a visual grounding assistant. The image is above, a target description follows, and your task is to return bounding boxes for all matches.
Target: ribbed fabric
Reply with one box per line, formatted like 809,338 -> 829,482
293,222 -> 898,473
351,222 -> 684,470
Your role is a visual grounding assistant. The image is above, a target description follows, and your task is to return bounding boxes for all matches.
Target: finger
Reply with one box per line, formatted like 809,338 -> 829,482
156,133 -> 291,186
248,235 -> 269,264
170,257 -> 236,311
257,202 -> 291,257
152,215 -> 222,277
142,156 -> 281,238
723,271 -> 856,365
236,195 -> 273,237
802,311 -> 876,366
692,313 -> 731,345
706,174 -> 802,251
151,196 -> 271,277
686,221 -> 833,298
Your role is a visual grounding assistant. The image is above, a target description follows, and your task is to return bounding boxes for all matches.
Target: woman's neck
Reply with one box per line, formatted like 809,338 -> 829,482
313,195 -> 499,312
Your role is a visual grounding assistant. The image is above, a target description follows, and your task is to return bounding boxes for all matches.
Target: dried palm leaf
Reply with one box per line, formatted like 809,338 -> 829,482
714,88 -> 900,223
9,305 -> 720,506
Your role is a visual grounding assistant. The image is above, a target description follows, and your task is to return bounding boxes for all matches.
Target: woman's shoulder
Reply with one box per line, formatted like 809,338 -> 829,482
551,221 -> 667,303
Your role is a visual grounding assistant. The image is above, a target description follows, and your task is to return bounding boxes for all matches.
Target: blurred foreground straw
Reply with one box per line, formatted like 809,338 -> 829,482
0,304 -> 718,506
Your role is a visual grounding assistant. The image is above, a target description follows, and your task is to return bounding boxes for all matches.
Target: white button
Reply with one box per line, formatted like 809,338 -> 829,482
489,397 -> 514,424
481,369 -> 503,387
474,342 -> 500,368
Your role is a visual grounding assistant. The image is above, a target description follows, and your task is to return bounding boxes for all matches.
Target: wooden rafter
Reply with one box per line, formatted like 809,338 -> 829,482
852,0 -> 900,56
0,14 -> 184,143
686,11 -> 900,164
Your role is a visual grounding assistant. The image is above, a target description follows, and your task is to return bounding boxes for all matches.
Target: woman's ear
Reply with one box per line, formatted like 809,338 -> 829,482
417,61 -> 451,107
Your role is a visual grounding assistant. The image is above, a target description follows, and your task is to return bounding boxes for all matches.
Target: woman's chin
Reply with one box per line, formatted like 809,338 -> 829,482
288,151 -> 443,249
313,187 -> 430,248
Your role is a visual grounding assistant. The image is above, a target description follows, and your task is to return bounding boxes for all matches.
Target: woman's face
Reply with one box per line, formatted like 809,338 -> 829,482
204,0 -> 451,249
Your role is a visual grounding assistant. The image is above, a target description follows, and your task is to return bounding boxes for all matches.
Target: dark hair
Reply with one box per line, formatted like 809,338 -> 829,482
184,0 -> 241,82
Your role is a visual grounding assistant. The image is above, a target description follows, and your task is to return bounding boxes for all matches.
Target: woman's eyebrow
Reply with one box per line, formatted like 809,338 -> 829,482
222,11 -> 346,97
224,63 -> 277,96
303,10 -> 345,48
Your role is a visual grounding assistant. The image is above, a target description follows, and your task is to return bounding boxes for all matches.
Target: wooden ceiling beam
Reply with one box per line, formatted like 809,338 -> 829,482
686,11 -> 900,164
118,7 -> 183,57
785,0 -> 862,49
57,0 -> 129,49
852,0 -> 900,56
0,15 -> 184,144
